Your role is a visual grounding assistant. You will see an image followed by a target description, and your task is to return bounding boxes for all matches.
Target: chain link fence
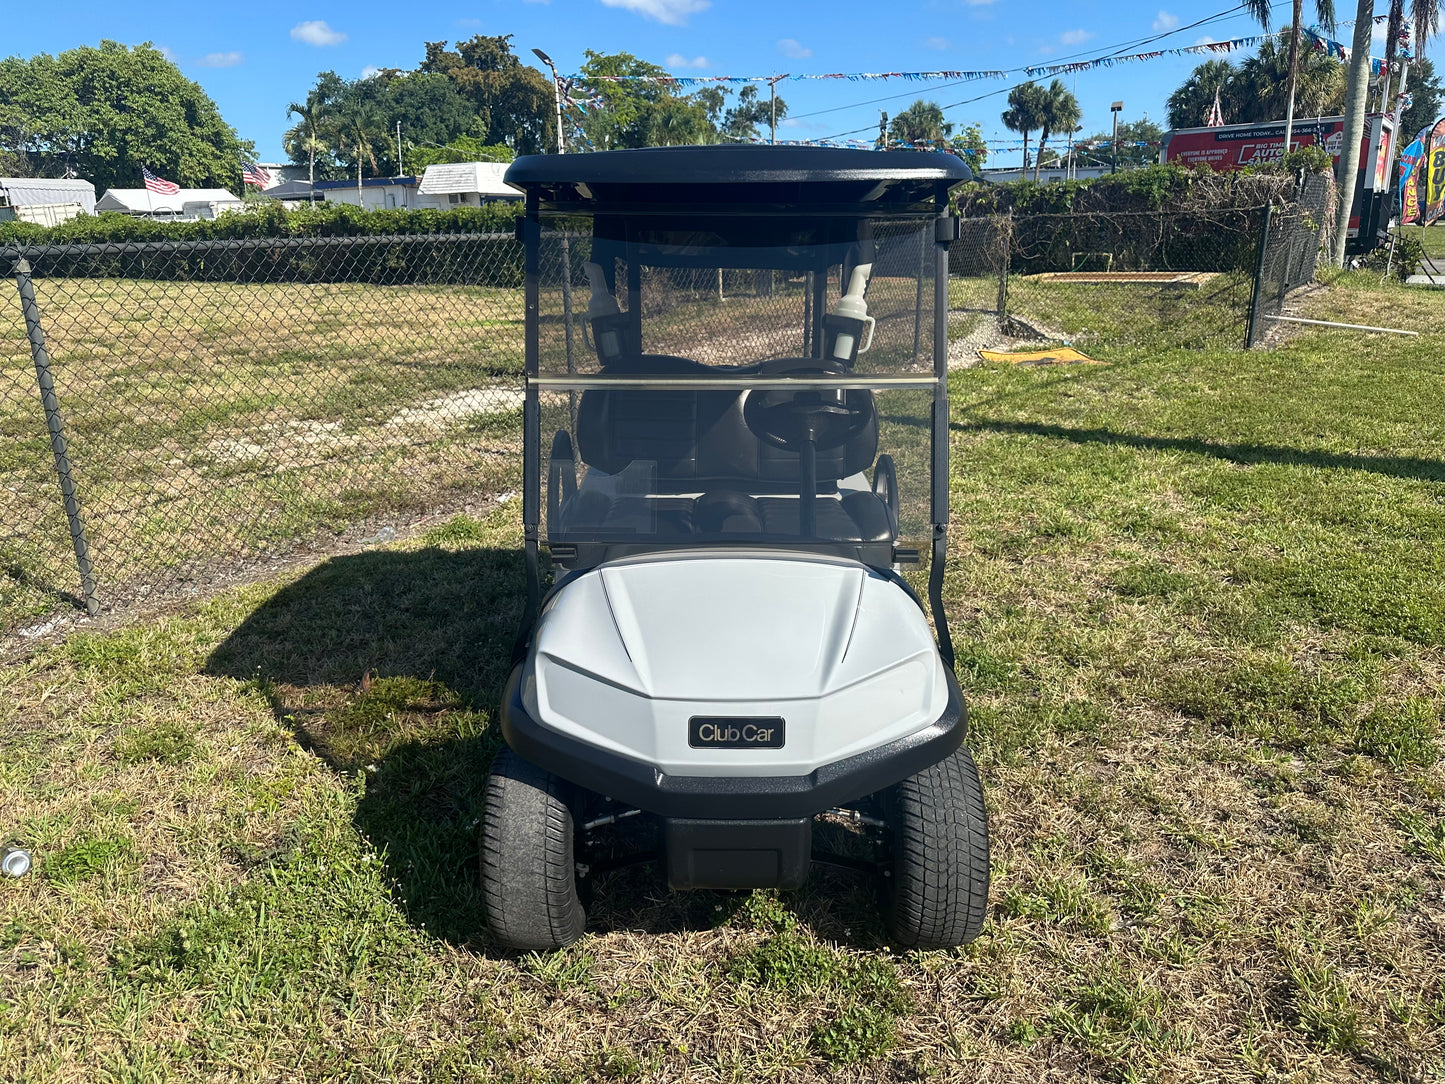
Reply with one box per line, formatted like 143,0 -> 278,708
949,208 -> 1273,357
2,191 -> 1333,634
2,234 -> 527,632
1245,173 -> 1336,347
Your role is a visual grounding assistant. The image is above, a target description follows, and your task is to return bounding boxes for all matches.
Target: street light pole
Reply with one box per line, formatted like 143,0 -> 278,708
1110,101 -> 1123,175
532,48 -> 567,154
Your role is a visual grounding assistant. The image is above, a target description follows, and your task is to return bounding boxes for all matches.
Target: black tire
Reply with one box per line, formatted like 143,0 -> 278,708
480,748 -> 587,952
880,745 -> 990,950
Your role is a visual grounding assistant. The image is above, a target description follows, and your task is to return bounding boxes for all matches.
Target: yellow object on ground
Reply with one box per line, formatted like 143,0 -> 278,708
978,346 -> 1100,365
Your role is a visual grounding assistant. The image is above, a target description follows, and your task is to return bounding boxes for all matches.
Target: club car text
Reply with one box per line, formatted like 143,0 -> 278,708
688,717 -> 786,749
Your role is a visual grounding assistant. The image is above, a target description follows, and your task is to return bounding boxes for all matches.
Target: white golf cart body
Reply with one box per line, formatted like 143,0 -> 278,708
500,145 -> 970,890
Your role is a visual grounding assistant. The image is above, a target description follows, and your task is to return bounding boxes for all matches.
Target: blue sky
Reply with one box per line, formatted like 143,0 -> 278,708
7,0 -> 1390,168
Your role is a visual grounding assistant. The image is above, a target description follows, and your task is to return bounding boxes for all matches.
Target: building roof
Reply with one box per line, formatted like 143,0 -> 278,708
257,179 -> 315,200
418,161 -> 515,197
95,188 -> 241,213
312,176 -> 419,190
0,177 -> 97,214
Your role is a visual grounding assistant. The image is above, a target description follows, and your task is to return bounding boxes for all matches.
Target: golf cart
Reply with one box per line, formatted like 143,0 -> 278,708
485,145 -> 988,951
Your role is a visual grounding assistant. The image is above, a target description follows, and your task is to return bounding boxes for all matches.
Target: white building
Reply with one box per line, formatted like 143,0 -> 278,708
95,188 -> 244,220
313,176 -> 420,210
415,162 -> 519,208
0,177 -> 97,225
976,165 -> 1114,185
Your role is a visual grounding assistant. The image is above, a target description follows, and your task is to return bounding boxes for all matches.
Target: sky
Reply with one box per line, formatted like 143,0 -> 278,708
5,0 -> 1394,170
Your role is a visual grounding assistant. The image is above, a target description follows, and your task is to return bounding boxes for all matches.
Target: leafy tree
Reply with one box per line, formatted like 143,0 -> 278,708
1080,118 -> 1164,169
718,85 -> 787,142
1033,80 -> 1081,181
889,99 -> 953,147
0,41 -> 249,190
1400,58 -> 1442,138
333,98 -> 388,190
949,125 -> 988,170
407,136 -> 513,170
1001,83 -> 1049,171
576,51 -> 732,148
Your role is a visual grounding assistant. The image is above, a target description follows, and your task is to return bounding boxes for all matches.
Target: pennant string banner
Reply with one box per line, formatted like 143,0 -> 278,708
566,26 -> 1400,91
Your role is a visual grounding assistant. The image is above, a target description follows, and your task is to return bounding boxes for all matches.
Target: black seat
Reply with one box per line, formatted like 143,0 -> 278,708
554,355 -> 895,542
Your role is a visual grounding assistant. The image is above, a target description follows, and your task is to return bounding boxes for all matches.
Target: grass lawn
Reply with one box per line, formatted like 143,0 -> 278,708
1409,224 -> 1445,261
1,274 -> 1443,1082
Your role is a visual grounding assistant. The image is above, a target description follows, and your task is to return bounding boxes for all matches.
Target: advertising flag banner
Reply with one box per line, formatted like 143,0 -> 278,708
1425,119 -> 1445,226
1399,137 -> 1425,224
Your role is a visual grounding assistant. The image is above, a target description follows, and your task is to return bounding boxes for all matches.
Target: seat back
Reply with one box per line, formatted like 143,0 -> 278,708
575,355 -> 877,489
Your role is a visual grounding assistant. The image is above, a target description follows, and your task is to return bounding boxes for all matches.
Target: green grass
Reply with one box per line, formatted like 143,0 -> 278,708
1408,224 -> 1445,260
1,274 -> 1444,1081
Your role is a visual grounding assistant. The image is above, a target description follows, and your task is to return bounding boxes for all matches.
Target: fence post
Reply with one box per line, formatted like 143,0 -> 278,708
1245,204 -> 1275,350
11,257 -> 99,616
996,212 -> 1012,319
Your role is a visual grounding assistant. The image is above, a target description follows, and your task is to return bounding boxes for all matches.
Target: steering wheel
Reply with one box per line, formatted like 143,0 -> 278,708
743,360 -> 874,537
742,361 -> 873,454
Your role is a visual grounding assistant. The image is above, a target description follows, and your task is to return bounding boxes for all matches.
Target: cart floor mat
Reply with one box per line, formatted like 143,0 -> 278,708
978,346 -> 1100,365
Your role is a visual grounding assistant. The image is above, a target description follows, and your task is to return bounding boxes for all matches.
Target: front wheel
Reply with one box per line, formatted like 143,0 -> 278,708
480,748 -> 587,951
880,745 -> 990,950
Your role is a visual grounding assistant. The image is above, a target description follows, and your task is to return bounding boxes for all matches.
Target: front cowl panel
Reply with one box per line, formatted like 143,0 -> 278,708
523,552 -> 949,777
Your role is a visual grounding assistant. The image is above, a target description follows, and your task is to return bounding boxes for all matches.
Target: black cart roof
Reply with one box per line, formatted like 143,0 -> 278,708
504,145 -> 970,216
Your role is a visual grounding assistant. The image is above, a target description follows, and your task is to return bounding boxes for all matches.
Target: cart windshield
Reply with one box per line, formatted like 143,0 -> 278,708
533,213 -> 939,562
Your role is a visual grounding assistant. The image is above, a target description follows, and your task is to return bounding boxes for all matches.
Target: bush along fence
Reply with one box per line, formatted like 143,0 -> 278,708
1,233 -> 529,632
951,175 -> 1334,354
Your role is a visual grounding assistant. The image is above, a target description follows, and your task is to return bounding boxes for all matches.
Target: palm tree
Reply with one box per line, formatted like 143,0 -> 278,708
1333,0 -> 1438,263
1167,59 -> 1239,128
1001,83 -> 1050,174
1241,0 -> 1335,156
1034,80 -> 1082,182
889,99 -> 954,147
334,101 -> 387,198
281,89 -> 330,199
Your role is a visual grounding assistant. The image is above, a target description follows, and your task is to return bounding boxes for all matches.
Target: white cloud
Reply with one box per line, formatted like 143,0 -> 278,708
290,20 -> 347,47
1152,10 -> 1179,32
158,45 -> 178,62
777,38 -> 812,59
599,0 -> 709,26
924,36 -> 951,50
665,53 -> 710,69
1194,34 -> 1218,46
1371,21 -> 1388,45
1060,28 -> 1093,45
197,51 -> 243,67
779,117 -> 806,128
361,65 -> 382,78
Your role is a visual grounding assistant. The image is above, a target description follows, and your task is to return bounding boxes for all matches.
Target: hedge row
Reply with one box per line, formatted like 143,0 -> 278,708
0,199 -> 523,245
954,162 -> 1316,218
0,202 -> 527,286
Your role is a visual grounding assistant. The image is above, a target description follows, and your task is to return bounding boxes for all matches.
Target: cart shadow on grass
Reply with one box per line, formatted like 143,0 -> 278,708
203,544 -> 889,954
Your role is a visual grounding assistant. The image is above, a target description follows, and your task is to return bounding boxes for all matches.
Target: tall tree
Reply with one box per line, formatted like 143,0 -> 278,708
1235,33 -> 1348,120
1166,60 -> 1241,128
1034,80 -> 1082,182
1081,118 -> 1165,169
889,99 -> 953,147
0,41 -> 249,190
285,76 -> 341,192
1001,83 -> 1050,173
1333,0 -> 1437,263
1399,58 -> 1442,137
333,98 -> 387,192
1241,0 -> 1336,160
576,51 -> 731,148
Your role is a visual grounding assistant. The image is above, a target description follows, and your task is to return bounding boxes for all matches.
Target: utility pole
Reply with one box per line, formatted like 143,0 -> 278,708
395,120 -> 403,177
768,76 -> 786,145
879,111 -> 888,150
1111,101 -> 1123,174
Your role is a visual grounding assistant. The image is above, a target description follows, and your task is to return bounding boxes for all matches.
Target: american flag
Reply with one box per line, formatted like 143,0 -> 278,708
1205,87 -> 1225,128
141,166 -> 180,195
241,161 -> 272,187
